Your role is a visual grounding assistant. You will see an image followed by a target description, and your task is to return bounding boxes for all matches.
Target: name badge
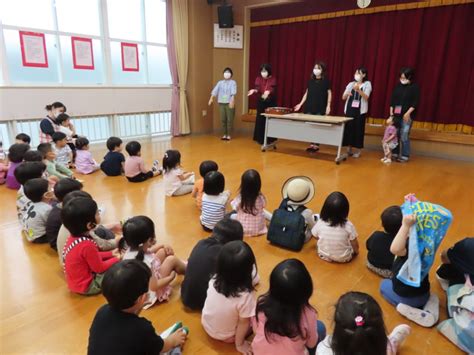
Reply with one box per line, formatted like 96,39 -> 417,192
394,105 -> 402,114
351,100 -> 360,108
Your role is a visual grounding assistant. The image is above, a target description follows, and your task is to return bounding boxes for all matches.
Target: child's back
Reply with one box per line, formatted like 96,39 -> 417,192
231,193 -> 267,236
313,219 -> 357,262
23,200 -> 52,242
101,151 -> 125,176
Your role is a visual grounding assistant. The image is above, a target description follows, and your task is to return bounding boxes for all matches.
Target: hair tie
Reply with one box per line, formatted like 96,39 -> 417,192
138,243 -> 144,248
164,153 -> 168,158
355,316 -> 365,327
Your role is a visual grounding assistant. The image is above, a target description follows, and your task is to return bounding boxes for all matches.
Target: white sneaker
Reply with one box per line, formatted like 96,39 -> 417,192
384,159 -> 392,164
389,324 -> 411,349
352,151 -> 361,158
381,157 -> 387,162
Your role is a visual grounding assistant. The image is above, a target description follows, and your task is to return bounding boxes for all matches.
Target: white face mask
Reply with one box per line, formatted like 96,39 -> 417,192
313,68 -> 322,77
261,71 -> 268,78
354,74 -> 362,82
223,72 -> 231,79
400,78 -> 409,85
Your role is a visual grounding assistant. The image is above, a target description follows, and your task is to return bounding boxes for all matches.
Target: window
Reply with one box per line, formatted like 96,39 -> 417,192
0,0 -> 171,86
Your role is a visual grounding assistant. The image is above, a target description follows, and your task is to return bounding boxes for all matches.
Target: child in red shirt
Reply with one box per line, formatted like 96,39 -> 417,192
62,196 -> 119,295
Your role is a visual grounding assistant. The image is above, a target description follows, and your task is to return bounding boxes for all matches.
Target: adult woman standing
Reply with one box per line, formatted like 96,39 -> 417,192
248,63 -> 277,145
342,67 -> 372,158
294,61 -> 332,153
40,102 -> 65,143
208,67 -> 237,141
389,67 -> 420,162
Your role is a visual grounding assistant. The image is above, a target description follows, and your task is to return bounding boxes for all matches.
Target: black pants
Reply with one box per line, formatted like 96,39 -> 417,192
127,171 -> 154,183
253,97 -> 277,145
32,235 -> 49,244
437,263 -> 469,287
343,113 -> 367,149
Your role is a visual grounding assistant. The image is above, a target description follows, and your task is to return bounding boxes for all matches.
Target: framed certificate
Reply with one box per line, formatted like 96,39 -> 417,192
121,42 -> 139,72
71,37 -> 94,70
19,31 -> 48,68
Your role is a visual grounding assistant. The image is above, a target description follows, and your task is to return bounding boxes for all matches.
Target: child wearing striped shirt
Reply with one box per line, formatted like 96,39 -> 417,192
200,171 -> 230,231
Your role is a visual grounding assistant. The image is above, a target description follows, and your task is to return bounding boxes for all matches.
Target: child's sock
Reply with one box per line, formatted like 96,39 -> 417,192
388,324 -> 411,351
396,296 -> 438,328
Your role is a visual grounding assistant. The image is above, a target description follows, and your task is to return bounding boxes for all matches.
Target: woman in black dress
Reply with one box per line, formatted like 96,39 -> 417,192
248,63 -> 277,145
342,67 -> 372,158
294,61 -> 332,152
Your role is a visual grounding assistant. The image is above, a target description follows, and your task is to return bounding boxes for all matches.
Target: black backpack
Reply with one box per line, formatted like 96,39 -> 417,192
267,199 -> 307,251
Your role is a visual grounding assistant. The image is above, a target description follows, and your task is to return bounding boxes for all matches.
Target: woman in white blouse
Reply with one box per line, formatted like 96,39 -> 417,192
342,67 -> 372,158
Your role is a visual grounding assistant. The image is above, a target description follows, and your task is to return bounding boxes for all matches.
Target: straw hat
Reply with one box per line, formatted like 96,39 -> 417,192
281,176 -> 315,206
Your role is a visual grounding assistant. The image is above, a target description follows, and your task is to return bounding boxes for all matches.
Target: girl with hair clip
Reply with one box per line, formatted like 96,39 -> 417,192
316,292 -> 411,355
162,150 -> 195,197
121,216 -> 187,308
40,102 -> 66,143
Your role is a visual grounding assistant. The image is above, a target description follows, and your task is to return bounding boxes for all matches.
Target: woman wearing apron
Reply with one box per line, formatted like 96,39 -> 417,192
40,102 -> 66,143
248,63 -> 277,145
342,67 -> 372,158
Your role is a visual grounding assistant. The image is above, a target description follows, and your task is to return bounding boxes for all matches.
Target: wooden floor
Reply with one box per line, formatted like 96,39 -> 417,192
1,134 -> 473,354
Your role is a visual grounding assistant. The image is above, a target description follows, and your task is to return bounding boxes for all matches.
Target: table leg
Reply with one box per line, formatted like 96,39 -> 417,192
261,117 -> 275,152
335,123 -> 348,164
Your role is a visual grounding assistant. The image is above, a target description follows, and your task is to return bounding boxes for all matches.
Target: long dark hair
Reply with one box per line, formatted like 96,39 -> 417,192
256,259 -> 315,341
331,292 -> 388,355
214,240 -> 256,297
122,216 -> 156,262
239,169 -> 261,215
311,61 -> 327,80
162,150 -> 181,172
320,191 -> 350,227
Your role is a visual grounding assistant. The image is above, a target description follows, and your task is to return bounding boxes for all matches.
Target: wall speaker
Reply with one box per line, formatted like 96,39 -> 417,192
218,5 -> 233,28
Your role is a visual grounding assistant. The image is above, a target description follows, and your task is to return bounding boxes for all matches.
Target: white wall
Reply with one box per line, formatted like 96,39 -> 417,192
0,86 -> 172,120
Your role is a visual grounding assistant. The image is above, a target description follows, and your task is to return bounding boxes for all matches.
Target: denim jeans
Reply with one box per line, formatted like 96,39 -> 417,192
399,119 -> 413,159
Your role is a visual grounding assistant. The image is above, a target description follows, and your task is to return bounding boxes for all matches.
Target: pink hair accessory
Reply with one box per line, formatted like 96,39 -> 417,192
355,316 -> 365,327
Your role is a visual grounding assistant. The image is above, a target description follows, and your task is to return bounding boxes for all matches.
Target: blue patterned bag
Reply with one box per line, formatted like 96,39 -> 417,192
397,196 -> 453,287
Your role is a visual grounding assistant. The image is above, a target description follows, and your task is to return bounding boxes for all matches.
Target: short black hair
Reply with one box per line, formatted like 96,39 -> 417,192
400,67 -> 414,81
214,240 -> 256,297
204,171 -> 225,195
106,137 -> 123,151
320,191 -> 350,227
162,150 -> 181,172
125,141 -> 141,156
213,218 -> 244,244
61,197 -> 98,236
75,137 -> 89,150
52,131 -> 67,143
381,206 -> 403,237
62,190 -> 93,206
223,67 -> 233,76
14,162 -> 47,185
7,143 -> 30,163
45,102 -> 66,111
102,260 -> 151,310
199,160 -> 219,178
16,133 -> 31,144
37,143 -> 52,158
122,216 -> 156,262
260,63 -> 272,76
54,178 -> 83,202
23,178 -> 49,203
24,150 -> 44,162
55,113 -> 70,125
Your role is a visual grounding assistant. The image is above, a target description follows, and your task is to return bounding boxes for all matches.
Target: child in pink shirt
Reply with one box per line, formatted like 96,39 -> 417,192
75,137 -> 100,174
252,259 -> 325,355
201,241 -> 257,354
124,141 -> 161,183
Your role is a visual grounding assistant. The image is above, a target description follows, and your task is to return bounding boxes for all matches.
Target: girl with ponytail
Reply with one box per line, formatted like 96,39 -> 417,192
121,216 -> 186,308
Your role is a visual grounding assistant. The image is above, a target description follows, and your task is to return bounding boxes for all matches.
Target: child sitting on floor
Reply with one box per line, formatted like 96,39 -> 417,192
312,192 -> 359,263
100,137 -> 125,176
87,259 -> 187,355
6,143 -> 30,189
201,240 -> 257,354
192,160 -> 218,209
316,292 -> 411,355
124,141 -> 161,183
38,143 -> 73,180
14,161 -> 47,222
163,150 -> 194,196
52,132 -> 73,168
366,206 -> 402,278
201,171 -> 230,231
62,196 -> 119,295
75,137 -> 100,174
22,178 -> 54,243
231,169 -> 270,237
121,216 -> 187,308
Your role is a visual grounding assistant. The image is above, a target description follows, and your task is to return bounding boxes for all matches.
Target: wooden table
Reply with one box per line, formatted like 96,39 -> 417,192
262,113 -> 353,164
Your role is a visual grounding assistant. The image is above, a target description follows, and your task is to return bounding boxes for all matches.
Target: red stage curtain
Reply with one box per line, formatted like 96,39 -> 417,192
248,4 -> 474,128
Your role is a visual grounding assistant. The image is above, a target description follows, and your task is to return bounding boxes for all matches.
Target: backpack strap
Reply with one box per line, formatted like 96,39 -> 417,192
294,205 -> 307,215
278,198 -> 289,210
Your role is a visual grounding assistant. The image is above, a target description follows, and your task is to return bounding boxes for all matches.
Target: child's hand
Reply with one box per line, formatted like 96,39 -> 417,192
403,214 -> 416,227
109,223 -> 123,234
166,271 -> 177,284
168,328 -> 187,347
163,245 -> 174,256
236,341 -> 253,355
112,248 -> 122,259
